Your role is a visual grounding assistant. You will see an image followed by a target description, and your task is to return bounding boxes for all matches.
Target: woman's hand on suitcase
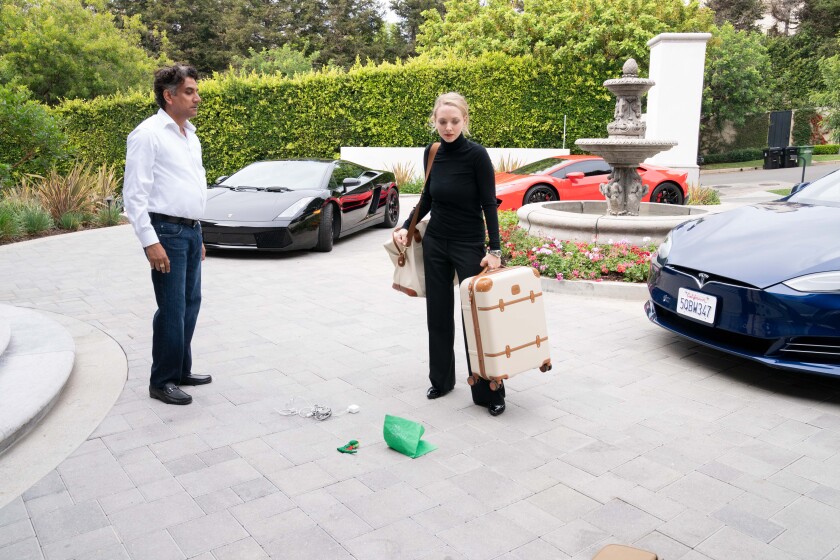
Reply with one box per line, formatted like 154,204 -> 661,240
393,228 -> 409,247
481,252 -> 501,270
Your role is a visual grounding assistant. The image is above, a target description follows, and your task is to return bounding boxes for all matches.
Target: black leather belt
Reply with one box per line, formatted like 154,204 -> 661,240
149,212 -> 198,227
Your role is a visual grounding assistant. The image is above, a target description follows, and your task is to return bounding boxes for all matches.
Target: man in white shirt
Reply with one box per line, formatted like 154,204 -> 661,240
123,64 -> 211,405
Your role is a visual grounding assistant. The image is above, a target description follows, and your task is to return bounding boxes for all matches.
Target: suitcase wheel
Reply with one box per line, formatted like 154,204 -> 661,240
489,379 -> 503,391
539,362 -> 552,372
467,375 -> 477,386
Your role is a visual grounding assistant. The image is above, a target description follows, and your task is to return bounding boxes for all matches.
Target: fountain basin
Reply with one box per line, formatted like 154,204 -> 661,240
575,138 -> 678,166
517,201 -> 710,245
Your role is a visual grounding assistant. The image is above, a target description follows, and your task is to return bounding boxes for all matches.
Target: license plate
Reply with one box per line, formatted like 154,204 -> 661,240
677,288 -> 717,324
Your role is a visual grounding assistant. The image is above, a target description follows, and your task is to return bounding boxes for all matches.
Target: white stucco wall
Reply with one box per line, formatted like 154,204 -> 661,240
644,33 -> 711,185
340,147 -> 570,179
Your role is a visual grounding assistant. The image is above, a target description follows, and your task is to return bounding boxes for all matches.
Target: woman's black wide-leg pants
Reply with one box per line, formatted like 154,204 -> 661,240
423,233 -> 505,407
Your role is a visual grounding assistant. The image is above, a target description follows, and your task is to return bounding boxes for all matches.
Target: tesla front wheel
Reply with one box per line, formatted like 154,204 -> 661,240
650,182 -> 685,205
523,185 -> 558,206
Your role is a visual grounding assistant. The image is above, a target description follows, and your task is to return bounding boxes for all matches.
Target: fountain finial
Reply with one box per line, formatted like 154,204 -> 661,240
622,58 -> 639,77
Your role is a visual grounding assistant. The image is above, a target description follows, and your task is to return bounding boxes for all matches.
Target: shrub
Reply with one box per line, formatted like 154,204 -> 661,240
687,185 -> 721,205
387,161 -> 417,187
399,177 -> 425,194
58,211 -> 85,230
32,162 -> 101,221
95,204 -> 122,227
94,163 -> 122,201
0,203 -> 20,239
494,154 -> 525,173
18,203 -> 53,234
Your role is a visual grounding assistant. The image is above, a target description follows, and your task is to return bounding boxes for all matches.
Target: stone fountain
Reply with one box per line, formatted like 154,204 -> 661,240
576,58 -> 676,216
517,58 -> 709,244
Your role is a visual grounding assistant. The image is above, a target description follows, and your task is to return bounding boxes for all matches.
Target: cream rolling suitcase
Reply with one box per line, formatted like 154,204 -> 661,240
460,266 -> 552,390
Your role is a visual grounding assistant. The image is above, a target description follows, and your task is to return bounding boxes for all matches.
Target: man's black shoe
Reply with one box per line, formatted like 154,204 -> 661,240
150,383 -> 192,405
180,373 -> 212,386
426,387 -> 450,400
488,404 -> 506,416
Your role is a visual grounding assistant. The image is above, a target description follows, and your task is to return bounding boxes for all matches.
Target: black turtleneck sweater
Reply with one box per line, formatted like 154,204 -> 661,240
403,134 -> 500,251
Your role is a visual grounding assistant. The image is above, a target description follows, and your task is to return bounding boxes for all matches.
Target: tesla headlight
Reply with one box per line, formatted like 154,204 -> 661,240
783,271 -> 840,293
655,233 -> 672,266
276,197 -> 315,220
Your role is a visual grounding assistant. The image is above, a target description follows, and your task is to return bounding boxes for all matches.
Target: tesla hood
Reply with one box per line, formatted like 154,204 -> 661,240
667,202 -> 840,289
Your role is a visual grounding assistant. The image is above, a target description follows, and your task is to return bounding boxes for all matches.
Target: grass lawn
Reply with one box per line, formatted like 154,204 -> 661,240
768,188 -> 792,196
701,154 -> 840,171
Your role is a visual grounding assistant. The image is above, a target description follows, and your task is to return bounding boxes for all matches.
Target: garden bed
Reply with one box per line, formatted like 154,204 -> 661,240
498,211 -> 657,283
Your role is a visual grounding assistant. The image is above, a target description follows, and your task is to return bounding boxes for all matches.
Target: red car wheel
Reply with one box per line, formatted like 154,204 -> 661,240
523,184 -> 558,206
650,182 -> 684,205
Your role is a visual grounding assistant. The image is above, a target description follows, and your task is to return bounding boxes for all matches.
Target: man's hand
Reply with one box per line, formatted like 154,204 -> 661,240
145,243 -> 170,273
202,243 -> 206,261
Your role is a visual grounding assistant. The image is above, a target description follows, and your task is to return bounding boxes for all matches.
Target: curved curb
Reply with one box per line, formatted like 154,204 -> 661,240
0,305 -> 75,456
0,311 -> 127,508
541,277 -> 648,301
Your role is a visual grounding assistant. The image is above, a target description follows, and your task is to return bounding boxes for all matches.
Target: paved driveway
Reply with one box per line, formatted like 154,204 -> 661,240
1,208 -> 840,560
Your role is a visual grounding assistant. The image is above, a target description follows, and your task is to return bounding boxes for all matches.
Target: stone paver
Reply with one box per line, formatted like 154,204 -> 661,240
1,185 -> 840,559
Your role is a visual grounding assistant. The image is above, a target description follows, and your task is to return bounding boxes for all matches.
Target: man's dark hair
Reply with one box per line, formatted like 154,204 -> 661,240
153,64 -> 199,110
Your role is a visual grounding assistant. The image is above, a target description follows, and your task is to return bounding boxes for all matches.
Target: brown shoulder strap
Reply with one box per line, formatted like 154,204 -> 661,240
405,142 -> 440,247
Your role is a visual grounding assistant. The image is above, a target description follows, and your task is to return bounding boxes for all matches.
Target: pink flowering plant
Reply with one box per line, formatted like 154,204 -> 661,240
496,211 -> 656,283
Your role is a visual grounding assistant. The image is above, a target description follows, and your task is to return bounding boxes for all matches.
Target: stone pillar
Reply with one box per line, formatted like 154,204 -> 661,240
644,33 -> 711,185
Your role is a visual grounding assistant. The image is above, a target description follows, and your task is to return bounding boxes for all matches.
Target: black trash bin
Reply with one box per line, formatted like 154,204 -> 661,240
763,147 -> 783,169
784,146 -> 798,168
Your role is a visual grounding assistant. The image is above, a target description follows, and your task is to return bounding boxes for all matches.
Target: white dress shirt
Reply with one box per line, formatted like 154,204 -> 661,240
123,109 -> 207,248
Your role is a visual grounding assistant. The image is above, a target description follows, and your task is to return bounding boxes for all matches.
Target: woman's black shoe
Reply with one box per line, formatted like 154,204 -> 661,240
426,387 -> 450,399
488,404 -> 505,416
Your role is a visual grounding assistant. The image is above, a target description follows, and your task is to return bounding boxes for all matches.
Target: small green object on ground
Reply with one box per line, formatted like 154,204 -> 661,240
383,415 -> 437,458
337,439 -> 359,453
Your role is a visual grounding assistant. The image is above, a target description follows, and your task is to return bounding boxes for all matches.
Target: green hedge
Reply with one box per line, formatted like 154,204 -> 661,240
702,148 -> 765,164
53,54 -> 613,181
813,144 -> 840,155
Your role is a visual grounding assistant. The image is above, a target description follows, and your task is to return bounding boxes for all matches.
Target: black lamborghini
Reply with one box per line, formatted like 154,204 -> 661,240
200,159 -> 399,252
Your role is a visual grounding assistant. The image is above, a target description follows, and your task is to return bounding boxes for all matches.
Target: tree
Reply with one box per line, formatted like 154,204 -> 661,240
706,0 -> 764,30
0,85 -> 68,187
317,0 -> 388,67
390,0 -> 445,53
0,0 -> 164,104
812,42 -> 840,141
765,29 -> 827,109
229,45 -> 319,77
415,0 -> 714,77
702,23 -> 770,148
110,0 -> 390,73
795,0 -> 840,52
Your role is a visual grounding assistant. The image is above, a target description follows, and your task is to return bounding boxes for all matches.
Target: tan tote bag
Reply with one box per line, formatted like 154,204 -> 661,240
384,143 -> 440,297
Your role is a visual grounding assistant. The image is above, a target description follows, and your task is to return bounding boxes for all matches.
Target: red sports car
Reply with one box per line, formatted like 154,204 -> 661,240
495,155 -> 689,211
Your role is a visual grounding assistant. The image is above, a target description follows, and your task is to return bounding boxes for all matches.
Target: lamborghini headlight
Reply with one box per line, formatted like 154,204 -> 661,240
276,197 -> 315,220
783,271 -> 840,293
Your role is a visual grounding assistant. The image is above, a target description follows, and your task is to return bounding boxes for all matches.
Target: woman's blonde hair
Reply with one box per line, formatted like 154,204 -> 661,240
429,92 -> 470,136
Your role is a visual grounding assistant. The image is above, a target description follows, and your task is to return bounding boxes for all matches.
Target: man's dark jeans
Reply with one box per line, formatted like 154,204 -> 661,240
149,219 -> 202,389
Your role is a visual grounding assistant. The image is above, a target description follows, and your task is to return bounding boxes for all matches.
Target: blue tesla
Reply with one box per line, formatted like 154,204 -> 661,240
645,171 -> 840,376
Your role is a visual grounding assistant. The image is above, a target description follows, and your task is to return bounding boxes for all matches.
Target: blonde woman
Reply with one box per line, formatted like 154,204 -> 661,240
394,92 -> 505,416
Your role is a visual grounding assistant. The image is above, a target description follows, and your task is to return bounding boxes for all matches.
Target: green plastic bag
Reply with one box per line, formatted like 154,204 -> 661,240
383,414 -> 437,458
